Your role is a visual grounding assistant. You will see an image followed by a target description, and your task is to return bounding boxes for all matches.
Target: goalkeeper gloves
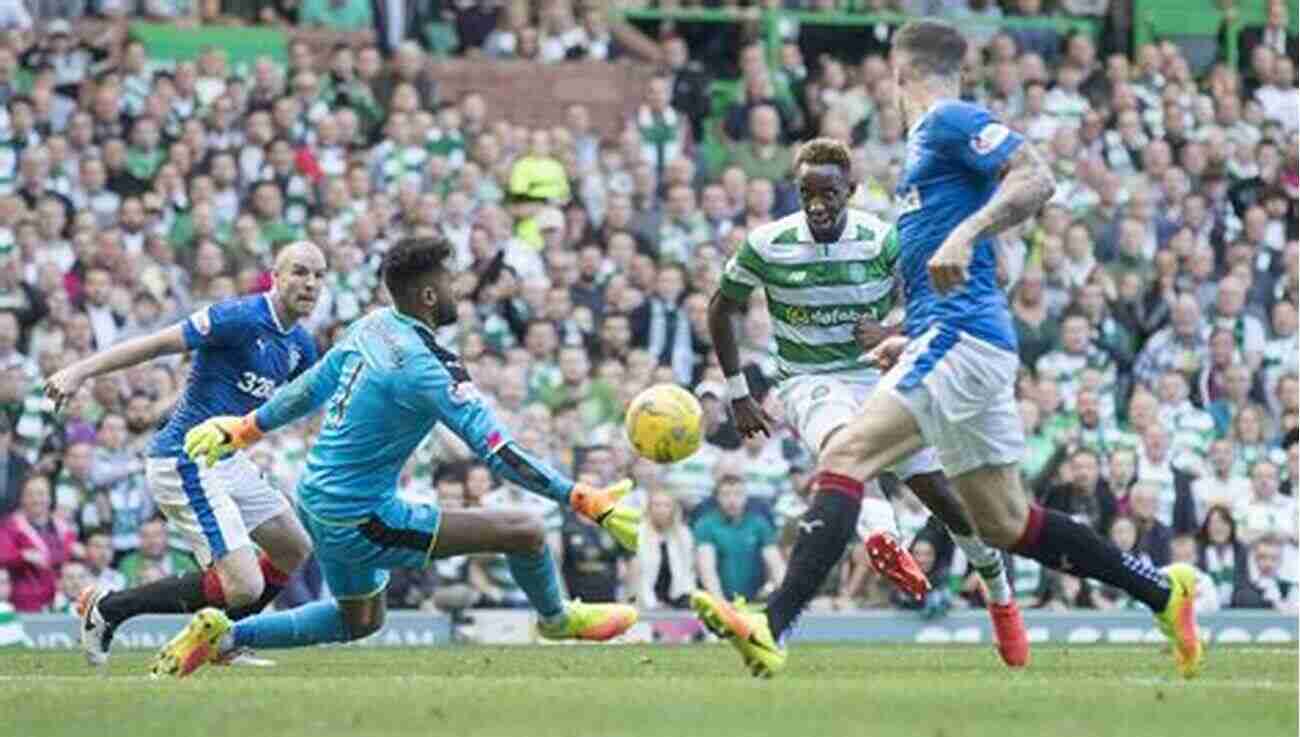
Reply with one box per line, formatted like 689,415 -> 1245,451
570,478 -> 641,551
184,414 -> 264,468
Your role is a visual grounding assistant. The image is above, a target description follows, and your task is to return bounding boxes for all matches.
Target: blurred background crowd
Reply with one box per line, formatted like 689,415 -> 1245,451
0,0 -> 1296,641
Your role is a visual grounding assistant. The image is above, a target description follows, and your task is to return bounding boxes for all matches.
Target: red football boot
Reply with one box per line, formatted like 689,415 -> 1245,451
864,531 -> 931,600
988,599 -> 1030,668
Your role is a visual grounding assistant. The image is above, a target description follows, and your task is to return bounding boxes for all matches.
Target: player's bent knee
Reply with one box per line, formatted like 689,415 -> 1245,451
971,507 -> 1028,549
219,569 -> 265,608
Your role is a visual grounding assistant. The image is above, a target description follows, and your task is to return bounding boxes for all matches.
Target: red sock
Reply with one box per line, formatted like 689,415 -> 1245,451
201,568 -> 226,607
1010,504 -> 1047,555
810,470 -> 865,501
258,552 -> 291,587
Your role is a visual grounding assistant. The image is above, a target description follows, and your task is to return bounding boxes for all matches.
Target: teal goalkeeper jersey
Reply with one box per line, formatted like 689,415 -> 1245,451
254,308 -> 574,520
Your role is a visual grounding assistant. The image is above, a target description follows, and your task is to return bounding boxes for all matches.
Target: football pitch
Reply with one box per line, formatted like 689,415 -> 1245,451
2,644 -> 1296,737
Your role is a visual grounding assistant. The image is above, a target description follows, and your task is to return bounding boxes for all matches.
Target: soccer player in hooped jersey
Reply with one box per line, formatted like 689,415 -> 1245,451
153,237 -> 639,678
703,137 -> 1028,669
695,20 -> 1203,679
43,241 -> 328,668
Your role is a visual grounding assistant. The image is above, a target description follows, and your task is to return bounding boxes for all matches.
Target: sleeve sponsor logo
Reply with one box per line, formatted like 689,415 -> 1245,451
189,307 -> 212,336
970,123 -> 1011,155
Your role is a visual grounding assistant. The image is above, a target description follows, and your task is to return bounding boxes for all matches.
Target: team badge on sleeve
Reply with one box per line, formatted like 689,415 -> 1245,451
189,307 -> 212,336
970,123 -> 1011,155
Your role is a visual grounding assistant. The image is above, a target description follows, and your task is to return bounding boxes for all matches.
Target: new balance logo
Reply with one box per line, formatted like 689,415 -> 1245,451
797,519 -> 825,535
788,271 -> 807,283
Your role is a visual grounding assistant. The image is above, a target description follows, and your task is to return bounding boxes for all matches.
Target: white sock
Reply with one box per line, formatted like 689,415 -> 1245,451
952,533 -> 1013,605
858,494 -> 900,539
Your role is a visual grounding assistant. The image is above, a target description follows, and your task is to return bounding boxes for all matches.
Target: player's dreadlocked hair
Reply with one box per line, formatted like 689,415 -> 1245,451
893,19 -> 967,79
793,137 -> 852,173
382,235 -> 453,299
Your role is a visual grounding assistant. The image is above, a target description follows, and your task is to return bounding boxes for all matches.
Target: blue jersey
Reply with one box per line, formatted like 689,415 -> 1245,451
254,308 -> 573,520
151,294 -> 318,457
895,100 -> 1023,351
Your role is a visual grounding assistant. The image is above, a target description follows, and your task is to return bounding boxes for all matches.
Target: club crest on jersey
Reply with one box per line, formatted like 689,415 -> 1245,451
288,346 -> 302,374
898,187 -> 922,215
970,123 -> 1011,155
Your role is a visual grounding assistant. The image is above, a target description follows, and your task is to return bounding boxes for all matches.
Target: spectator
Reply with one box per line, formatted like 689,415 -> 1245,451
1199,505 -> 1248,608
1036,313 -> 1116,412
81,527 -> 125,593
693,474 -> 783,601
1222,0 -> 1297,73
0,475 -> 77,612
0,416 -> 30,517
1192,438 -> 1253,527
116,516 -> 197,586
559,493 -> 626,603
1134,424 -> 1198,531
636,489 -> 695,610
1011,264 -> 1058,368
1169,533 -> 1219,614
1127,482 -> 1173,567
1232,536 -> 1298,612
724,106 -> 793,185
1234,461 -> 1298,568
1134,293 -> 1208,390
1042,448 -> 1118,536
1009,0 -> 1062,65
50,558 -> 90,613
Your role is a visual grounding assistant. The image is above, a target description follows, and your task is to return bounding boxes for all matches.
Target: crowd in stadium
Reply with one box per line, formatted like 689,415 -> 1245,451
0,0 -> 1296,639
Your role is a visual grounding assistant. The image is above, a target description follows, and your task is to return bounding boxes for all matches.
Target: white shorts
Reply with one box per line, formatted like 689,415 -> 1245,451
146,454 -> 290,568
776,371 -> 941,480
879,326 -> 1026,478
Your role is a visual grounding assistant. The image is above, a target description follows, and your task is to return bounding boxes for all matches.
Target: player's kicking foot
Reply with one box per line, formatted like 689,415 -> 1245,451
570,479 -> 641,550
689,590 -> 786,678
1154,563 -> 1204,679
150,608 -> 232,679
864,531 -> 931,600
75,586 -> 113,668
538,600 -> 638,642
987,600 -> 1029,668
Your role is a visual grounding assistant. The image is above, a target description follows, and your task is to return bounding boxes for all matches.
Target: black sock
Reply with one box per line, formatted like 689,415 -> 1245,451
226,584 -> 284,621
766,474 -> 862,640
98,572 -> 210,628
1012,505 -> 1170,612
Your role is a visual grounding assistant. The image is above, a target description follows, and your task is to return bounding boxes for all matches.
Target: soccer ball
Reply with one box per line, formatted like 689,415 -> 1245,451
625,384 -> 703,464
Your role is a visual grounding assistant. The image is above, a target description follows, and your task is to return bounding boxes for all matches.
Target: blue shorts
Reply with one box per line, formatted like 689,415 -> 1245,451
298,496 -> 443,600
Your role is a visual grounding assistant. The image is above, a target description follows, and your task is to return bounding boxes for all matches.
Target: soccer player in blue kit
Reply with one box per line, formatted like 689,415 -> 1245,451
43,241 -> 328,668
692,20 -> 1203,678
154,236 -> 640,677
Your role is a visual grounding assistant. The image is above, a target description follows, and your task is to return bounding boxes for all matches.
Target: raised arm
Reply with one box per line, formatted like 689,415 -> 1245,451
183,344 -> 344,467
253,345 -> 347,434
712,241 -> 776,437
45,325 -> 188,411
411,361 -> 575,505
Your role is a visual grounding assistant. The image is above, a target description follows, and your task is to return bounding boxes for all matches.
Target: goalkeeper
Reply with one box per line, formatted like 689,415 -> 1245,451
152,236 -> 640,678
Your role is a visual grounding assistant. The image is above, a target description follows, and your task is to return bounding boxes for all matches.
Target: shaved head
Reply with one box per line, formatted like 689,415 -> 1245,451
273,241 -> 327,320
275,240 -> 325,272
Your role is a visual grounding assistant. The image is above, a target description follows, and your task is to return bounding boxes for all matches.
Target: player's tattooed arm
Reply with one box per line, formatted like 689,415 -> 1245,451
961,143 -> 1056,240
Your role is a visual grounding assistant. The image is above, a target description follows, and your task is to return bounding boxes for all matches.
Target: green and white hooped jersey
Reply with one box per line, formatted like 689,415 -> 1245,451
720,209 -> 897,378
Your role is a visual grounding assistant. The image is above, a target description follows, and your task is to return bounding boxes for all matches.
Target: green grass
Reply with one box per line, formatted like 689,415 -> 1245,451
2,644 -> 1296,737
